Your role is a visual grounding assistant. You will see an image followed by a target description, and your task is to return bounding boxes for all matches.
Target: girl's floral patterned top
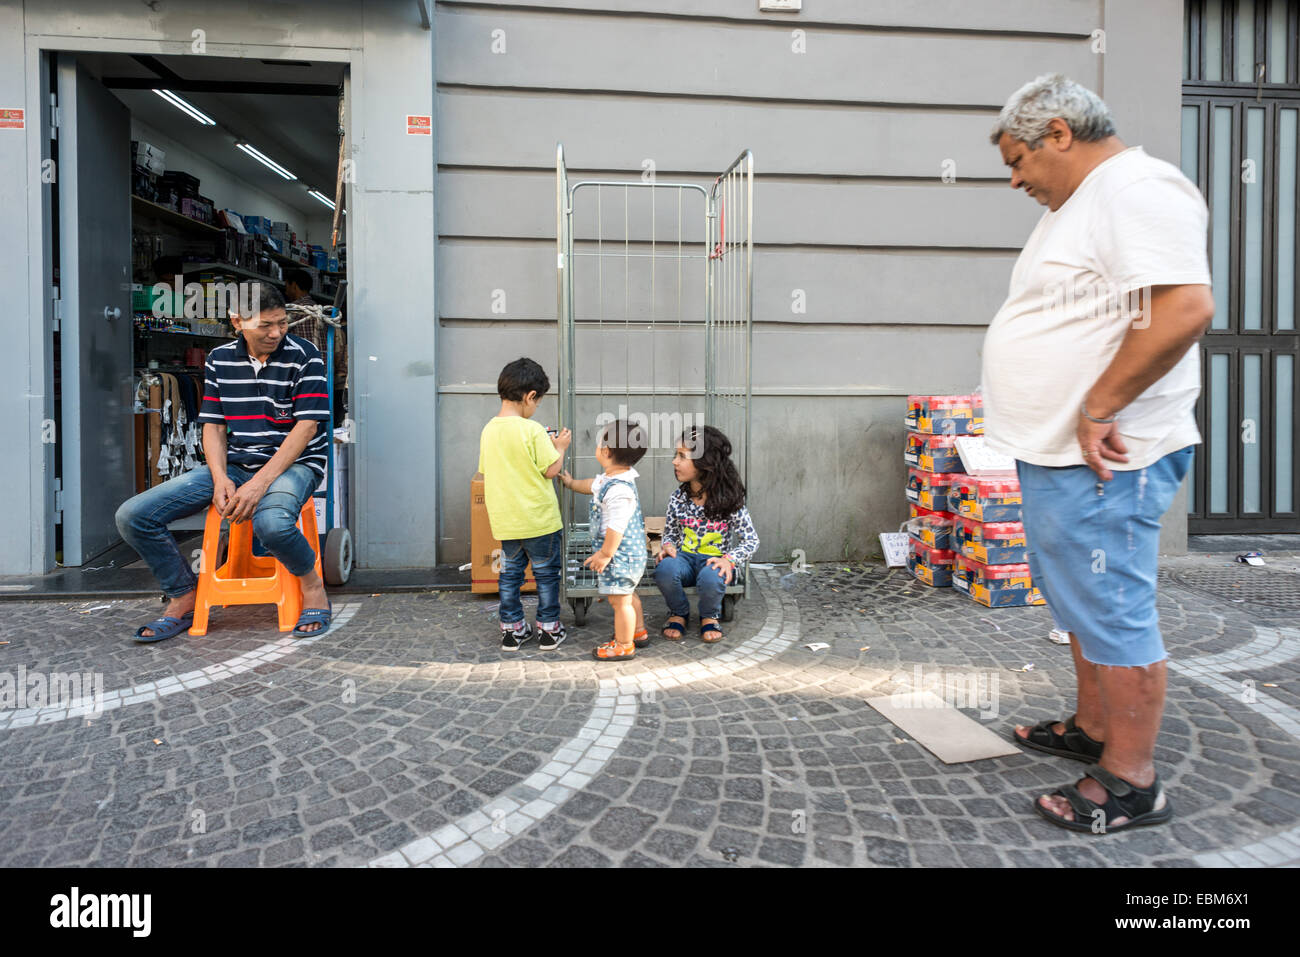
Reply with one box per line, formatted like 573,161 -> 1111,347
662,488 -> 759,565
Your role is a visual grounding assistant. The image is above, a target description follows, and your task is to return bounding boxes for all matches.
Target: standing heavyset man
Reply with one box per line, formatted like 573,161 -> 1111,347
982,75 -> 1214,833
116,281 -> 335,640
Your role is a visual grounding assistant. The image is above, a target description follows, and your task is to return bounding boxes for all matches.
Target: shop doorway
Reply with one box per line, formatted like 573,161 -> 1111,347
48,50 -> 349,569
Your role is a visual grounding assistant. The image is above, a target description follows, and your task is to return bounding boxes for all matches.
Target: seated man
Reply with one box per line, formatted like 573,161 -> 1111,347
116,281 -> 333,641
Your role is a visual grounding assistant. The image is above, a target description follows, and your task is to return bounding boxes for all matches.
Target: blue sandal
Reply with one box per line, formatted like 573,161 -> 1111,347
294,602 -> 333,636
134,613 -> 194,643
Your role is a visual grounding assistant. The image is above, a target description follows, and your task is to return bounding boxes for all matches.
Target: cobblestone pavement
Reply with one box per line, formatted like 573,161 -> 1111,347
1,551 -> 1298,868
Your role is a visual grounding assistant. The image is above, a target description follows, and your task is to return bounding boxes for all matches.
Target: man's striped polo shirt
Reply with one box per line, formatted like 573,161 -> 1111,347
199,333 -> 330,479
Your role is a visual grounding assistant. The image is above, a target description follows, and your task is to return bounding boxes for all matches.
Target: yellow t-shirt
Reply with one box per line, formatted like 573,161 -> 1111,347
478,416 -> 562,541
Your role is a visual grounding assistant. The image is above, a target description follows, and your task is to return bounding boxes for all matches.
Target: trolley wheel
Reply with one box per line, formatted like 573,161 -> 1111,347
571,597 -> 591,626
721,594 -> 737,623
323,527 -> 353,585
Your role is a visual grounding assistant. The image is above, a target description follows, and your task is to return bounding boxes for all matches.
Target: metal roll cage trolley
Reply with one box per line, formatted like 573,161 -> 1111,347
555,145 -> 753,626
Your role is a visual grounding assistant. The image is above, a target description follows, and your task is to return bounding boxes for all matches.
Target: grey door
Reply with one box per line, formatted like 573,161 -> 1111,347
56,56 -> 134,564
1182,0 -> 1300,532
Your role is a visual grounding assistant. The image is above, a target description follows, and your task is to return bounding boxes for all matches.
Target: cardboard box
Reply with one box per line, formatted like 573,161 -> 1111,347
953,555 -> 1045,607
954,516 -> 1028,565
908,538 -> 954,587
470,472 -> 536,594
644,516 -> 665,561
904,430 -> 965,473
906,512 -> 954,551
906,467 -> 960,512
905,393 -> 984,435
948,476 -> 1023,523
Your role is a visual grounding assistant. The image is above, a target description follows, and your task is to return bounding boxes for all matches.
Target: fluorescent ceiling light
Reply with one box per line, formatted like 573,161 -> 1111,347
307,189 -> 336,210
152,89 -> 215,125
235,142 -> 297,180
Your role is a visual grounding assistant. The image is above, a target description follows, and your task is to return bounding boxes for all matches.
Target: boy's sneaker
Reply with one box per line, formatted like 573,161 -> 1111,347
501,622 -> 533,652
537,621 -> 566,651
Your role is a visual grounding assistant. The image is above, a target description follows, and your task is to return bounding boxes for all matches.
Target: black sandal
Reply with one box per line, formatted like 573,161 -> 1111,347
1034,766 -> 1172,834
1012,715 -> 1103,763
700,622 -> 724,643
662,615 -> 688,641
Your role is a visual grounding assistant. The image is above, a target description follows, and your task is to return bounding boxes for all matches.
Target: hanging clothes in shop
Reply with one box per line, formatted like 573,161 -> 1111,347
135,369 -> 207,487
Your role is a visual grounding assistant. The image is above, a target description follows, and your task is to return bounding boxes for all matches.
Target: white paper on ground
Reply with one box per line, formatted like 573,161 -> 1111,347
865,691 -> 1021,764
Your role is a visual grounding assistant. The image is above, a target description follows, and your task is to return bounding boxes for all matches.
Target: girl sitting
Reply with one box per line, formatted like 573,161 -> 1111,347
653,425 -> 759,643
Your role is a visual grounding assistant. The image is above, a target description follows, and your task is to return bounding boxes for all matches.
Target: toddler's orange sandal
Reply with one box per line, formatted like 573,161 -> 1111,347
593,640 -> 637,661
631,628 -> 650,648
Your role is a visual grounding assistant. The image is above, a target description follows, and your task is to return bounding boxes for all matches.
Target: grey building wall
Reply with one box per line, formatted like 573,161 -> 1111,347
434,0 -> 1189,562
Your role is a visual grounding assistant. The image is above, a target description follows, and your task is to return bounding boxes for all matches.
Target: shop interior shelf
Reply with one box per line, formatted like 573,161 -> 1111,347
131,194 -> 223,236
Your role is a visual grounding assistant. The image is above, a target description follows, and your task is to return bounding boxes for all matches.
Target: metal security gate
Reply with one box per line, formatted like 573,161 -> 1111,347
555,145 -> 753,624
1182,0 -> 1300,532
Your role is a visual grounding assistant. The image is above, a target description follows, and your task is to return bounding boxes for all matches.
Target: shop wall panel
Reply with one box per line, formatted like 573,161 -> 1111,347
436,239 -> 1015,326
437,89 -> 1013,179
437,0 -> 1102,35
437,169 -> 1041,248
435,6 -> 1100,107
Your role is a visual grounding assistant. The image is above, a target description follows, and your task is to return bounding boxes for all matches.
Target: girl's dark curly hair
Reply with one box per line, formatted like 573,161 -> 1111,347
679,425 -> 746,521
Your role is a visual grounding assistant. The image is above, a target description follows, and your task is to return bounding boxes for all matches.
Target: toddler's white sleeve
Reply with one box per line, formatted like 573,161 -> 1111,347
601,485 -> 637,535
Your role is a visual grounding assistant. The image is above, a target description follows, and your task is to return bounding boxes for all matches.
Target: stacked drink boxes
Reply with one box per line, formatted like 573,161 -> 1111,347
903,393 -> 982,588
947,473 -> 1045,607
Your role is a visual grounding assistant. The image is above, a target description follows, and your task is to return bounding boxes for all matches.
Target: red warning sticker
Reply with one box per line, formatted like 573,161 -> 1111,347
0,108 -> 24,130
406,114 -> 431,135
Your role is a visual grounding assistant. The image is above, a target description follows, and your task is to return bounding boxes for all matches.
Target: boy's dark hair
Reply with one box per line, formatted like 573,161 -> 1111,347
679,424 -> 746,520
600,419 -> 648,468
497,357 -> 550,402
285,268 -> 313,293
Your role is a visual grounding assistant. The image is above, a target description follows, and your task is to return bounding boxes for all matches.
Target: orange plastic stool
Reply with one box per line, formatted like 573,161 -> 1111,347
189,502 -> 322,636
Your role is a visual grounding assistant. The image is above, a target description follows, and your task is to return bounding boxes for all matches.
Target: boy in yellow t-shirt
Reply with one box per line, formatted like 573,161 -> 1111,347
478,357 -> 572,651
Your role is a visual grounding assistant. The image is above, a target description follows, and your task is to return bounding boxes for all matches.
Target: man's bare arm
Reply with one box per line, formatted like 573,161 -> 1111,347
1084,284 -> 1214,419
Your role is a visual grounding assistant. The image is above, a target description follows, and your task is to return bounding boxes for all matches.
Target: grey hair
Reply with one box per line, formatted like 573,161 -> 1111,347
989,74 -> 1116,149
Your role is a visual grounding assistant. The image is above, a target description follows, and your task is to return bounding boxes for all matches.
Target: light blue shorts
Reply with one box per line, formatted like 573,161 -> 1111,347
598,562 -> 645,596
1016,446 -> 1194,667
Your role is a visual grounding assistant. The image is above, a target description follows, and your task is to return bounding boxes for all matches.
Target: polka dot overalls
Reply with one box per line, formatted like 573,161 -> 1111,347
590,477 -> 646,595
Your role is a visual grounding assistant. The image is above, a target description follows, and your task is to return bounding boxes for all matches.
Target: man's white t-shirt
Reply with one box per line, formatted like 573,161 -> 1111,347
981,146 -> 1211,469
590,468 -> 640,538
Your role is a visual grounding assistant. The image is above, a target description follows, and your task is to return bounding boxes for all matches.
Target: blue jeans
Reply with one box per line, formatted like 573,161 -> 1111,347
654,551 -> 727,621
1017,447 -> 1194,667
499,530 -> 562,625
116,463 -> 320,599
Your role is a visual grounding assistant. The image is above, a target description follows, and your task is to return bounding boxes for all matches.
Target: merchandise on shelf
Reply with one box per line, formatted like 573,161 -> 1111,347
162,170 -> 201,198
131,140 -> 165,174
180,196 -> 215,225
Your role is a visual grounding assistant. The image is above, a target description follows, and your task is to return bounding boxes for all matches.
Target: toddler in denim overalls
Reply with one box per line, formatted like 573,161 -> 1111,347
560,419 -> 650,660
